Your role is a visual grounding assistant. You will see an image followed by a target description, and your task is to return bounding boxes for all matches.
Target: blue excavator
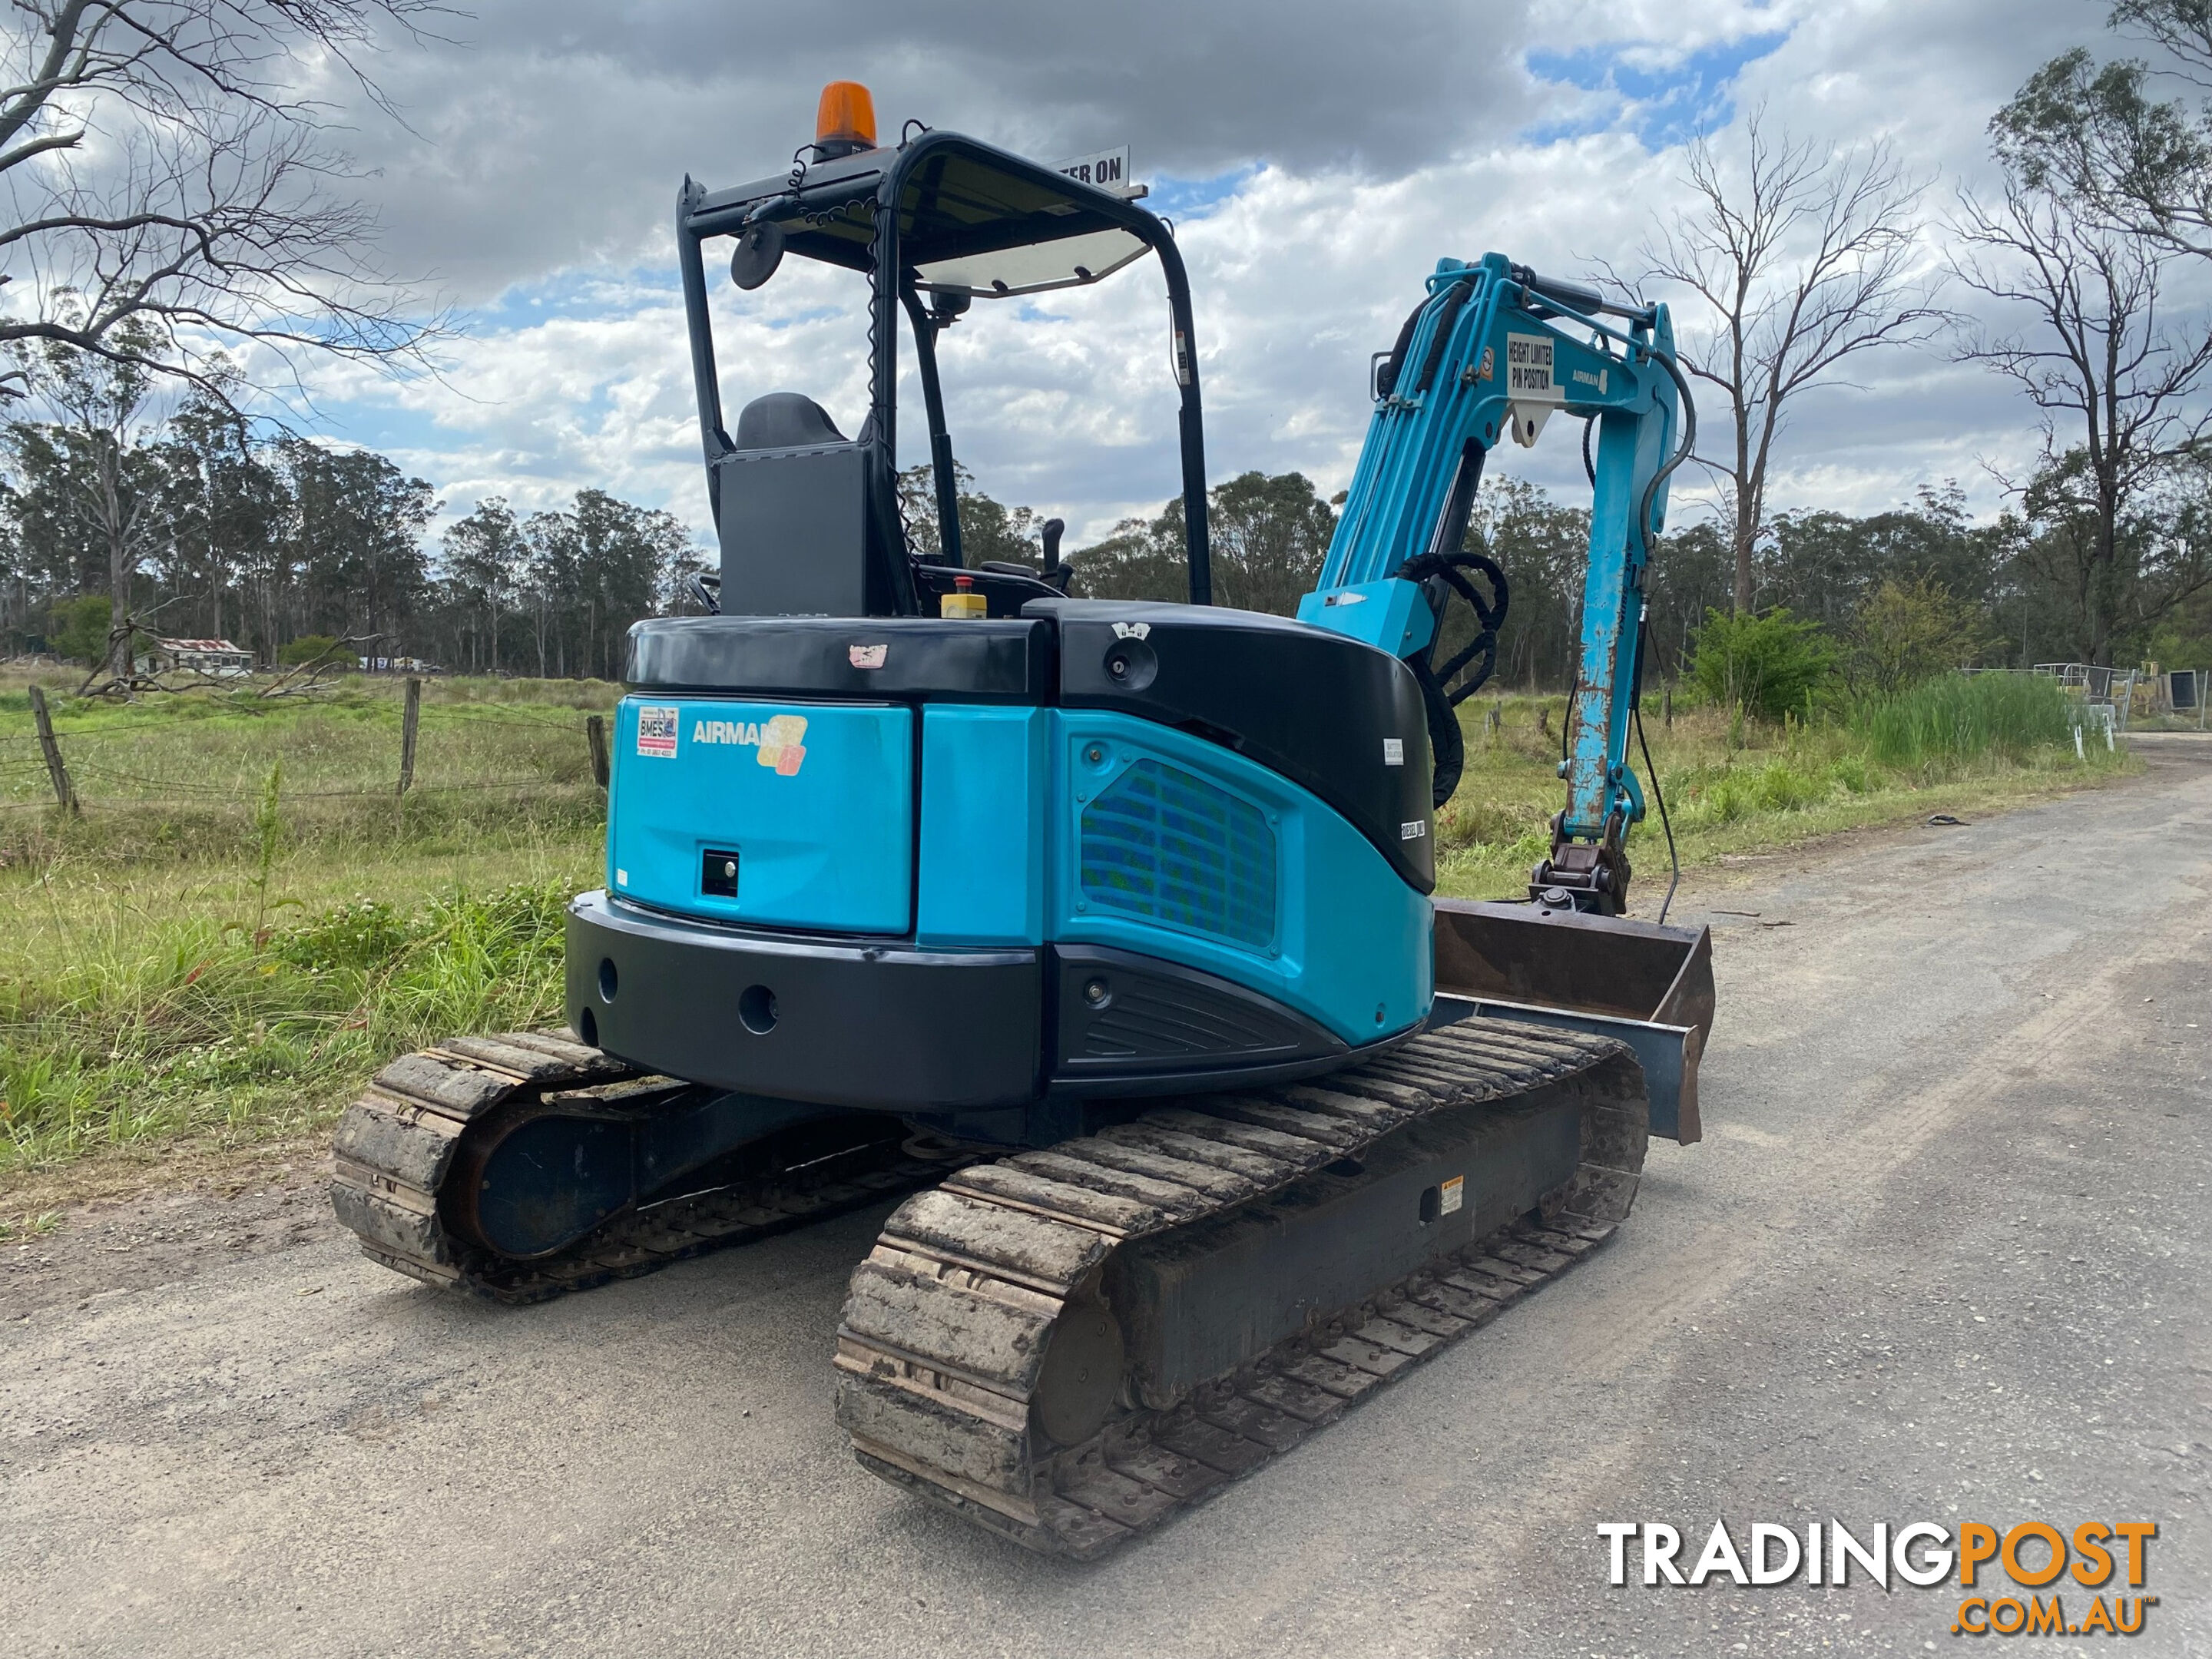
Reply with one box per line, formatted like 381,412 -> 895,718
330,84 -> 1715,1557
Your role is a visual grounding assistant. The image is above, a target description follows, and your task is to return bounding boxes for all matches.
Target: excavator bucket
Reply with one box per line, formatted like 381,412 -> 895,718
1432,899 -> 1714,1144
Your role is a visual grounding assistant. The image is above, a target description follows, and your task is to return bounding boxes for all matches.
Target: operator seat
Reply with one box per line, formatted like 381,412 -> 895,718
735,391 -> 846,449
714,392 -> 915,617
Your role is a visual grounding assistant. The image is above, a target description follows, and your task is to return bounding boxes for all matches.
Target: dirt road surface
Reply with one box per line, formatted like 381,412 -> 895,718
5,741 -> 2208,1658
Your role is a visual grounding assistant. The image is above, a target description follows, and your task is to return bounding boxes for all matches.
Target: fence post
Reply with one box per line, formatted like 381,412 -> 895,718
1663,684 -> 1673,729
397,676 -> 422,796
585,714 -> 610,790
26,684 -> 79,815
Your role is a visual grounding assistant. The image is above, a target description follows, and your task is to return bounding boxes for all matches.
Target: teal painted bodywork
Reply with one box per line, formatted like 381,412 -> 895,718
607,696 -> 1432,1049
608,694 -> 914,934
916,705 -> 1049,947
1295,576 -> 1435,657
1049,710 -> 1431,1045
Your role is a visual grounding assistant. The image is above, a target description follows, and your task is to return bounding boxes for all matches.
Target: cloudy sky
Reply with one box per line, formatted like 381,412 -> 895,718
292,0 -> 2131,553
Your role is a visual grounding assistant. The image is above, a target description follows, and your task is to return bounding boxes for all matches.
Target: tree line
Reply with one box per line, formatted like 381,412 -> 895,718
0,0 -> 710,683
1624,1 -> 2212,670
953,462 -> 2204,696
0,341 -> 708,680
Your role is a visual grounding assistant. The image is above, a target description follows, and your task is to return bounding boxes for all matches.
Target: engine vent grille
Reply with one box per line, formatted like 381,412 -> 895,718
1079,759 -> 1277,949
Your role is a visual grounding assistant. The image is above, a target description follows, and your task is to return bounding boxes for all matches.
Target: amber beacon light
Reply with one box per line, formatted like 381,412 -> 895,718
815,81 -> 877,156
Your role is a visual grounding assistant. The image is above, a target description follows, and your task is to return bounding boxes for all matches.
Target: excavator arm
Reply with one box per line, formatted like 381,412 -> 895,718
1300,251 -> 1694,916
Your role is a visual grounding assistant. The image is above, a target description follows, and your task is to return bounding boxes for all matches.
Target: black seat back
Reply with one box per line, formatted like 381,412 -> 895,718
714,394 -> 915,617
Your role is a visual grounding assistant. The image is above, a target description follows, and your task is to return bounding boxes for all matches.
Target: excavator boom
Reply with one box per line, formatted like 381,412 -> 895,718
1304,253 -> 1693,914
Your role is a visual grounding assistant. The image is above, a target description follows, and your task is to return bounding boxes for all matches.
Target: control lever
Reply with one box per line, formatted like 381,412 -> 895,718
1041,517 -> 1072,592
976,518 -> 1075,594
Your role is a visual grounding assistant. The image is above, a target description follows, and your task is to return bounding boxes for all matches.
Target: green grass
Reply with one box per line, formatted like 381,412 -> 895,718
1432,677 -> 2127,897
1,878 -> 578,1168
0,667 -> 612,869
1853,670 -> 2083,770
0,668 -> 2128,1182
0,671 -> 608,1174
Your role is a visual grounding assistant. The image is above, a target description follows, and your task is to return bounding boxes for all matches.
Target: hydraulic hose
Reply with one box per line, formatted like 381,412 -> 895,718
1396,548 -> 1508,810
1637,346 -> 1697,551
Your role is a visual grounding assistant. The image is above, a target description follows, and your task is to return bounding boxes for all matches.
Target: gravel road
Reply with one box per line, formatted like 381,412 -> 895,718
5,740 -> 2207,1658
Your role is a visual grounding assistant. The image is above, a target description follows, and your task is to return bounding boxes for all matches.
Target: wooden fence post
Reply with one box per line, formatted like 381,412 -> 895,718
584,715 -> 610,790
27,684 -> 78,815
1663,684 -> 1673,729
397,676 -> 422,796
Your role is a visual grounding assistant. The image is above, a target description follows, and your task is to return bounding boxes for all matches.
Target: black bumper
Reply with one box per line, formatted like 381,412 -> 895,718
567,892 -> 1041,1111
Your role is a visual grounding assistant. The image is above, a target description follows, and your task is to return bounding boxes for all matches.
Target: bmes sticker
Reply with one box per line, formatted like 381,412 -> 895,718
694,713 -> 810,775
635,705 -> 679,757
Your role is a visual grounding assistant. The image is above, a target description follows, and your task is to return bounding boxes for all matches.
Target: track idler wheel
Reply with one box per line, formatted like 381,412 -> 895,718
1030,1282 -> 1126,1447
445,1106 -> 637,1260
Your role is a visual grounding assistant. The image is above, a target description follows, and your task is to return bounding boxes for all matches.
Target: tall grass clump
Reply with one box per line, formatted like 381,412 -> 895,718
0,880 -> 575,1169
1853,672 -> 2081,770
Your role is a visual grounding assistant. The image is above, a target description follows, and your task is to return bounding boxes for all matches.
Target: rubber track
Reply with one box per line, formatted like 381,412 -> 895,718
832,1017 -> 1647,1558
329,1031 -> 946,1303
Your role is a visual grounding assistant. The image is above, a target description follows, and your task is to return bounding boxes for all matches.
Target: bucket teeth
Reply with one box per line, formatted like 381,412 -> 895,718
833,1017 -> 1649,1557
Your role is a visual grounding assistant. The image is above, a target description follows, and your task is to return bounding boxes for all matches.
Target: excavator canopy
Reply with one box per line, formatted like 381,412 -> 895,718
677,123 -> 1214,604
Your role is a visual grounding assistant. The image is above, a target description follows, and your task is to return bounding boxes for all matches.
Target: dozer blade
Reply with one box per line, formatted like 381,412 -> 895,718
833,1018 -> 1651,1558
1432,898 -> 1714,1145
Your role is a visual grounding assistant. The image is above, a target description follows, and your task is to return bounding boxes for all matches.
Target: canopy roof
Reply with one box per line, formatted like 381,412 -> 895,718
685,133 -> 1155,300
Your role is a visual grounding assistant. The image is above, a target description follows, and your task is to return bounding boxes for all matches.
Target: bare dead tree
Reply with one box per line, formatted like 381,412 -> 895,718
1952,171 -> 2212,665
0,1 -> 452,404
1629,110 -> 1940,612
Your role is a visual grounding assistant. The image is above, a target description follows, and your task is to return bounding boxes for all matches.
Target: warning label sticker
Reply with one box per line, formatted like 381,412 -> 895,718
636,705 -> 679,758
1440,1174 -> 1465,1215
1505,333 -> 1560,401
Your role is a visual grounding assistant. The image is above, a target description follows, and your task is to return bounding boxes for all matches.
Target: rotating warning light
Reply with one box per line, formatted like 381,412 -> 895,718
816,82 -> 877,156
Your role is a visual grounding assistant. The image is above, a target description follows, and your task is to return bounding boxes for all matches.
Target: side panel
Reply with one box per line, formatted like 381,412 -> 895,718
1048,710 -> 1432,1046
609,695 -> 913,934
916,706 -> 1048,947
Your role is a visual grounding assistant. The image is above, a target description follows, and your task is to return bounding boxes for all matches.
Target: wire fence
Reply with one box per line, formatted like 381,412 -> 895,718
0,675 -> 613,816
